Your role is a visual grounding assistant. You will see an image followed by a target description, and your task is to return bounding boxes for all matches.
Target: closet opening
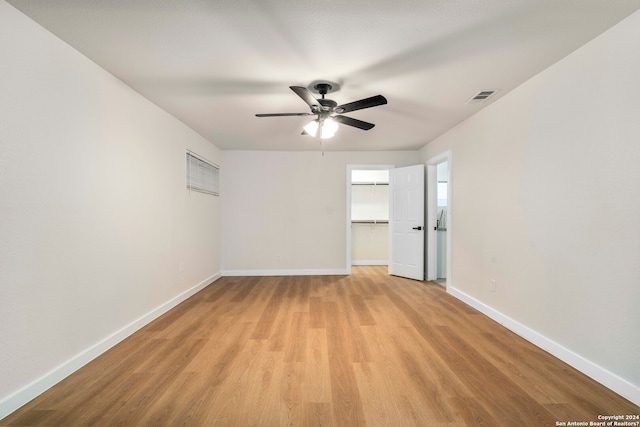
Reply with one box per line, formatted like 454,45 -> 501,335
346,164 -> 394,274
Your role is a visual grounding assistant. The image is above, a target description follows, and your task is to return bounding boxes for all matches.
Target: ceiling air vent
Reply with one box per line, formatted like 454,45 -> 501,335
466,89 -> 498,104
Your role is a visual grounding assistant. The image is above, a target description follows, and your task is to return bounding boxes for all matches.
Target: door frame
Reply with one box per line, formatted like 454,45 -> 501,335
346,164 -> 395,274
426,150 -> 452,287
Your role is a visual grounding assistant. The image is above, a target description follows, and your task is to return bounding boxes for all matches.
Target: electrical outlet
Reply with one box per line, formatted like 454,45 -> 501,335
491,279 -> 496,293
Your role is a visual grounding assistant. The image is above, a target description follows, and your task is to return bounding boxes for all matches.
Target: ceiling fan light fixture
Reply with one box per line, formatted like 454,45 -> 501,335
303,120 -> 319,137
303,118 -> 338,139
321,118 -> 338,139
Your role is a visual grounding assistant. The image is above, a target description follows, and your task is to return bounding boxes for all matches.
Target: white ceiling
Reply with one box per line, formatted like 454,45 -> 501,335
7,0 -> 640,151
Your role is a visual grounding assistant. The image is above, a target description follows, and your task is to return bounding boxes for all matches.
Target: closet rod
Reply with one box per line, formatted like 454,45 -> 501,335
351,182 -> 389,186
351,220 -> 389,224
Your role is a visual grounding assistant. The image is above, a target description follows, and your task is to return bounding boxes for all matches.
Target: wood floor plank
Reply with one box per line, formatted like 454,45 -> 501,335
357,326 -> 436,426
437,325 -> 557,424
349,293 -> 377,326
229,275 -> 262,302
302,327 -> 332,403
2,267 -> 637,426
388,331 -> 456,423
280,361 -> 305,425
449,396 -> 498,427
99,338 -> 207,426
309,296 -> 326,328
353,361 -> 397,427
238,347 -> 279,426
251,278 -> 288,340
323,301 -> 367,426
302,402 -> 333,427
181,322 -> 257,425
284,312 -> 309,363
269,277 -> 297,351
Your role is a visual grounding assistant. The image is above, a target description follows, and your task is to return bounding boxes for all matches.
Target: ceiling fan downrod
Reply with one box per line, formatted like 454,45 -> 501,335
314,83 -> 332,99
313,83 -> 338,112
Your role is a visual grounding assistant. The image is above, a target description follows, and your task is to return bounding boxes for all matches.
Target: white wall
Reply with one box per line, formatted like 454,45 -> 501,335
221,151 -> 418,274
0,2 -> 221,416
421,10 -> 640,402
351,223 -> 389,264
351,184 -> 389,221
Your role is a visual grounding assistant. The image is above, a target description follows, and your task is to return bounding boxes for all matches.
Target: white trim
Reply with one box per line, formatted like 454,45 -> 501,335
0,272 -> 222,419
346,164 -> 394,276
351,260 -> 388,266
426,150 -> 452,288
447,286 -> 640,406
222,269 -> 348,277
426,163 -> 437,281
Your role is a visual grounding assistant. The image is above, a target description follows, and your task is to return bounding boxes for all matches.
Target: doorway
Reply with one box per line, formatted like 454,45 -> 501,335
346,164 -> 394,274
427,151 -> 452,287
436,161 -> 448,283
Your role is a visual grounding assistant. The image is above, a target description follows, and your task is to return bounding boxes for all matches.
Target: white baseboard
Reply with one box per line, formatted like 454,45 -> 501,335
351,260 -> 388,266
0,272 -> 222,420
447,286 -> 640,406
222,268 -> 349,277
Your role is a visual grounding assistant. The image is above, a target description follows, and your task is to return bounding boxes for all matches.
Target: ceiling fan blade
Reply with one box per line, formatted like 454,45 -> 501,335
336,95 -> 387,114
290,86 -> 320,110
256,112 -> 314,117
333,115 -> 376,130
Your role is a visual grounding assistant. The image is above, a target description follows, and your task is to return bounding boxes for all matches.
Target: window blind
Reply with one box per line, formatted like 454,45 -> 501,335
186,152 -> 219,196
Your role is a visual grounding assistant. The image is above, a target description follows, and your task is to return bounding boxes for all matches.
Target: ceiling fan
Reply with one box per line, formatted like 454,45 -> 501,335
255,82 -> 387,139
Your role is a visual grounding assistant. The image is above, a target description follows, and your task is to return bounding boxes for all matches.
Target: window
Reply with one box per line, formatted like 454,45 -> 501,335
186,151 -> 219,196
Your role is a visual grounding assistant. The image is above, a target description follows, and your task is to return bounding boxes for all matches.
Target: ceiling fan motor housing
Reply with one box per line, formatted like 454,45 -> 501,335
318,98 -> 337,109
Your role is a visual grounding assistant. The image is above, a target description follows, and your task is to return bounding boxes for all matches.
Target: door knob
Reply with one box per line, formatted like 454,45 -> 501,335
412,226 -> 422,230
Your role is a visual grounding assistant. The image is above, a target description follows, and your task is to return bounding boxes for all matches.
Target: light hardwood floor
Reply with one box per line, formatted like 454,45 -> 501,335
2,266 -> 638,426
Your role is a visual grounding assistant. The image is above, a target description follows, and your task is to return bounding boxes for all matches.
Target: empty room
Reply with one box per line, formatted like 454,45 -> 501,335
1,1 -> 639,425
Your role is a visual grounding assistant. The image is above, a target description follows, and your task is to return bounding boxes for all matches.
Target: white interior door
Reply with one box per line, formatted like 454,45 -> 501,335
389,164 -> 425,280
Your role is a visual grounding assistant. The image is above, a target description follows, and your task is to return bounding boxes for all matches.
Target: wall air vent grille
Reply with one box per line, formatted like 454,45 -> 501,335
466,90 -> 499,104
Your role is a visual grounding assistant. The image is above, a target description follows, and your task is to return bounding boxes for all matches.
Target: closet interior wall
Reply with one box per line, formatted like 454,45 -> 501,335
351,170 -> 389,265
